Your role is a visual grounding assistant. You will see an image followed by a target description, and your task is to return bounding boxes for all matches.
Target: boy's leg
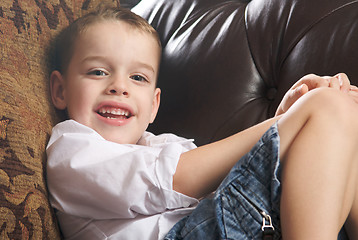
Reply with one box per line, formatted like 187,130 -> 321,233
277,88 -> 358,240
345,185 -> 358,239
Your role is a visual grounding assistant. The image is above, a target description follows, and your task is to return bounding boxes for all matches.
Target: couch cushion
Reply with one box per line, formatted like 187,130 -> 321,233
133,0 -> 260,145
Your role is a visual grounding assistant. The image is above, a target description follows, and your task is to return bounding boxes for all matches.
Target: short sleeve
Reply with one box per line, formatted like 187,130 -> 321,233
46,120 -> 198,219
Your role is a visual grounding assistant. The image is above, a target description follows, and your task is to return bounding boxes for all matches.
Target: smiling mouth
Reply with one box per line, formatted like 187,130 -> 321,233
97,107 -> 132,119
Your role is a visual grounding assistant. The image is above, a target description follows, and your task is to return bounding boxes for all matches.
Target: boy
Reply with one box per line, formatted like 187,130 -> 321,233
47,6 -> 358,240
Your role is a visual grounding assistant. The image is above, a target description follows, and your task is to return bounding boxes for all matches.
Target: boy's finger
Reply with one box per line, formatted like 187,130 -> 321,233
335,73 -> 350,92
348,89 -> 358,104
300,83 -> 309,95
350,85 -> 358,91
327,76 -> 341,90
300,74 -> 329,90
290,84 -> 308,103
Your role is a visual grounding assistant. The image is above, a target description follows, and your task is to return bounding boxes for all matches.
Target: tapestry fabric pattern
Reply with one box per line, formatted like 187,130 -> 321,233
0,0 -> 116,239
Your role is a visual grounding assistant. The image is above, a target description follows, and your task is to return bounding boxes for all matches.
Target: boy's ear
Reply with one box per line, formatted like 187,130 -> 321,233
50,70 -> 67,110
150,88 -> 161,124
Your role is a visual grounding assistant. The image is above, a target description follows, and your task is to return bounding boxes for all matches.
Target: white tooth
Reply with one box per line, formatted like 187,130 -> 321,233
99,107 -> 130,117
114,109 -> 123,115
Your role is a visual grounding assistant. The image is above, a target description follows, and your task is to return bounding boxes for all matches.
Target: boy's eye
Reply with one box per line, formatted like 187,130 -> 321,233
88,70 -> 107,76
130,75 -> 147,82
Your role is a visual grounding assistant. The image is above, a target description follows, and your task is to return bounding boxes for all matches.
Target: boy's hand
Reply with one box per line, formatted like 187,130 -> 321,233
275,73 -> 351,116
348,85 -> 358,104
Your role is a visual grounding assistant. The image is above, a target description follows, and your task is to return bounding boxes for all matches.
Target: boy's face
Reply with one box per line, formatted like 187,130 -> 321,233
51,20 -> 161,144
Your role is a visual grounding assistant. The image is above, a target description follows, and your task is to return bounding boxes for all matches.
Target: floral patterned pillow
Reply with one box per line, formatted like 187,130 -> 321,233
0,0 -> 116,238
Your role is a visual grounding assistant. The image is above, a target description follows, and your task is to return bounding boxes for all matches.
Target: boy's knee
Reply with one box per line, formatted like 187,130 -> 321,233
307,88 -> 358,127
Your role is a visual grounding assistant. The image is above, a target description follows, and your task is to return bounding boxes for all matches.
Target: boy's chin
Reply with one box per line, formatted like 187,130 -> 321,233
101,132 -> 141,145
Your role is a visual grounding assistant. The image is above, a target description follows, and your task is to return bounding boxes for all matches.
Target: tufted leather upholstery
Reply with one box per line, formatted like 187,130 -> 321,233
133,0 -> 358,146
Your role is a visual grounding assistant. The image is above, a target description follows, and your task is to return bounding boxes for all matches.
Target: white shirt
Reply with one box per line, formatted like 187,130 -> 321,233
46,120 -> 198,240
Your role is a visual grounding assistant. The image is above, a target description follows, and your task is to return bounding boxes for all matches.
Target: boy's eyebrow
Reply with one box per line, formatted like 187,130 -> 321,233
81,56 -> 156,74
80,56 -> 109,64
134,62 -> 156,74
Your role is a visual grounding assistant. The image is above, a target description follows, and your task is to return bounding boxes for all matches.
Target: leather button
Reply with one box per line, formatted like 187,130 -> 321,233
266,88 -> 277,100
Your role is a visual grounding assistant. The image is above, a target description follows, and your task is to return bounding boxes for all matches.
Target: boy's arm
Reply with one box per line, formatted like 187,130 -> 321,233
173,116 -> 280,199
174,73 -> 352,199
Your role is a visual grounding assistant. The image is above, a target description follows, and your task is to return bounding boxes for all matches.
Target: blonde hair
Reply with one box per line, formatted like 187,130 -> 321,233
49,6 -> 161,75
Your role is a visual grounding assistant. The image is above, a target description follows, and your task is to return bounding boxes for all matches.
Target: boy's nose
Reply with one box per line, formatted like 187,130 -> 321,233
108,89 -> 129,96
106,76 -> 129,96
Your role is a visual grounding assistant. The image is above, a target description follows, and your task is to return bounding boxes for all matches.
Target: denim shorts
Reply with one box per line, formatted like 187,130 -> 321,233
165,123 -> 348,240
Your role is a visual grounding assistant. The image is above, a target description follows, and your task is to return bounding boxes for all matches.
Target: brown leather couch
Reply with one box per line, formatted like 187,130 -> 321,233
133,0 -> 358,147
1,0 -> 358,238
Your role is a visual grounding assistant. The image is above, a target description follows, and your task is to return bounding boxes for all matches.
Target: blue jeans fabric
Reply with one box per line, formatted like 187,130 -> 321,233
165,123 -> 348,240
